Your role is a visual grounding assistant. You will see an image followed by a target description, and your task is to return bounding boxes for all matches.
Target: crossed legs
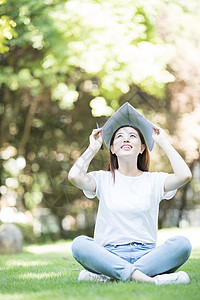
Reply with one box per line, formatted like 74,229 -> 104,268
71,235 -> 192,283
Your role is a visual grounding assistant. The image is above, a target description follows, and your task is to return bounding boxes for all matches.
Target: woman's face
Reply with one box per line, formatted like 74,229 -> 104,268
110,126 -> 145,158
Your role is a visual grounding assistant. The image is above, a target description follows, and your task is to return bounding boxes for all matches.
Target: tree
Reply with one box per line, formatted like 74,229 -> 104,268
0,0 -> 199,238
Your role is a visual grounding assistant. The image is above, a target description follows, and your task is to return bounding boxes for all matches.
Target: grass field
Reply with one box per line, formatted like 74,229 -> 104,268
0,228 -> 199,300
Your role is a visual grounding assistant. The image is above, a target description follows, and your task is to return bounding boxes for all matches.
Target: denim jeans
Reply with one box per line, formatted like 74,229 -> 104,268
71,235 -> 192,282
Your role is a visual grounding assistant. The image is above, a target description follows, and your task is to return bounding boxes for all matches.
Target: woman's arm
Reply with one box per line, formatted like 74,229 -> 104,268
152,128 -> 192,192
68,128 -> 103,192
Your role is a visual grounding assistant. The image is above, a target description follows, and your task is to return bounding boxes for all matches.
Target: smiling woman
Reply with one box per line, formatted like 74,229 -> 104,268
112,127 -> 141,153
68,102 -> 192,285
107,126 -> 150,180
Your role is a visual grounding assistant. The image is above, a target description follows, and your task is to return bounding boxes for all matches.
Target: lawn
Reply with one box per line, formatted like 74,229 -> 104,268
0,230 -> 199,300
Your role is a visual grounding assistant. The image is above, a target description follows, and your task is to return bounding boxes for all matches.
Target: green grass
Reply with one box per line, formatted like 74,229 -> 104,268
0,240 -> 199,300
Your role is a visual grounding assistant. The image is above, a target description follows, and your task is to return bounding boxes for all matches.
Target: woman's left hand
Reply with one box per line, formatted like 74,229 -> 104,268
152,127 -> 192,192
152,127 -> 167,144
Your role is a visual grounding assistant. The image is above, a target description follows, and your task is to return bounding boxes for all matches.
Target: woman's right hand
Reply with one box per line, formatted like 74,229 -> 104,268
89,128 -> 103,152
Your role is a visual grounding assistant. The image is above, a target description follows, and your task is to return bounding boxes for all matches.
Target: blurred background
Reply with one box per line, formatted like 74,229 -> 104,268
0,0 -> 200,244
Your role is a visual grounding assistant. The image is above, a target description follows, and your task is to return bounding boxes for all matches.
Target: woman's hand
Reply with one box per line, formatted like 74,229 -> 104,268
152,127 -> 167,145
68,128 -> 103,192
89,128 -> 103,152
152,126 -> 192,192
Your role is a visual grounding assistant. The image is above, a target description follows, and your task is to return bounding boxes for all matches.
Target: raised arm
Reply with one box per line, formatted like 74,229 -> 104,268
152,128 -> 192,193
68,128 -> 103,192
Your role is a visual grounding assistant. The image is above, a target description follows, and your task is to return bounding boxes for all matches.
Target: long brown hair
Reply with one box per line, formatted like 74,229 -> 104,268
106,126 -> 150,182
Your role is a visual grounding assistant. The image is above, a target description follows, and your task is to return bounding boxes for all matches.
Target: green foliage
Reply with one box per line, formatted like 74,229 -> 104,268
0,0 -> 17,53
0,0 -> 173,103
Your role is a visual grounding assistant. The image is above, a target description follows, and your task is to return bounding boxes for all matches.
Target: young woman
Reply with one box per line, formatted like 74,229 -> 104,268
68,104 -> 192,285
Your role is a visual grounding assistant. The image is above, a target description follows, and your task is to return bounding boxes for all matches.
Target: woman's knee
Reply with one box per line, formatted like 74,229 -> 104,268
168,236 -> 192,258
71,235 -> 90,258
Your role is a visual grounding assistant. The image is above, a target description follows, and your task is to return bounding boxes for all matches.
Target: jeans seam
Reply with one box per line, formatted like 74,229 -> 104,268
121,264 -> 136,281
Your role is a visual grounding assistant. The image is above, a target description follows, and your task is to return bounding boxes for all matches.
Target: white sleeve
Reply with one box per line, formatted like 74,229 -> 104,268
83,171 -> 101,199
152,172 -> 177,203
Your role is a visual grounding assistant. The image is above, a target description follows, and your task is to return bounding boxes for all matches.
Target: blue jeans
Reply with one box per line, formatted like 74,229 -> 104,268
71,235 -> 191,282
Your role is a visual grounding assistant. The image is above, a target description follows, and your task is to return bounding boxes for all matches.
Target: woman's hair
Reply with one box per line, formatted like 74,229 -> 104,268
106,126 -> 150,181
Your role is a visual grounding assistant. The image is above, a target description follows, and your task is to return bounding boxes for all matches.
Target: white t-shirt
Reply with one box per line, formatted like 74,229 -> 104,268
83,170 -> 176,246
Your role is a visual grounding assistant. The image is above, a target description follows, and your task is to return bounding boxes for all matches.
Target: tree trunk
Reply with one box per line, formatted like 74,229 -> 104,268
18,96 -> 38,155
0,85 -> 10,148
